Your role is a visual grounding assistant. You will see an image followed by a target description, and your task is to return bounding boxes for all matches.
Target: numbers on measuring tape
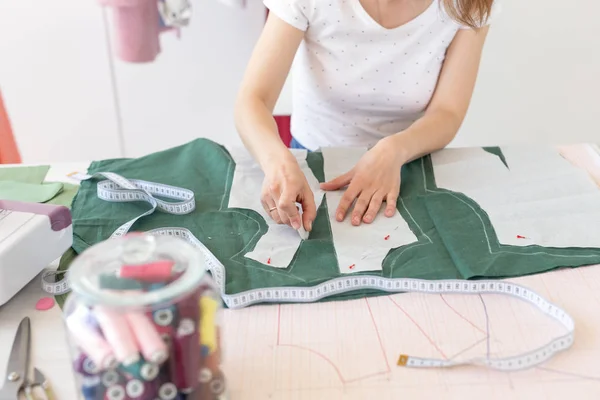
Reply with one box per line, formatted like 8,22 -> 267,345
42,170 -> 576,372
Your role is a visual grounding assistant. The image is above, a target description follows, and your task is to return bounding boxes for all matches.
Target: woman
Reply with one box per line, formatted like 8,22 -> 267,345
234,0 -> 500,235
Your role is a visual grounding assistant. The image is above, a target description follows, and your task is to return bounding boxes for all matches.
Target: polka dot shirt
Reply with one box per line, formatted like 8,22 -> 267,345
263,0 -> 501,150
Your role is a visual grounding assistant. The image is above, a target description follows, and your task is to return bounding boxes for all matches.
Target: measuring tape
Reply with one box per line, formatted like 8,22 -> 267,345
41,171 -> 576,371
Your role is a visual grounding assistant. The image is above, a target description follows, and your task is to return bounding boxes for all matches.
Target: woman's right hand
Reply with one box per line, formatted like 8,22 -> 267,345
261,153 -> 317,233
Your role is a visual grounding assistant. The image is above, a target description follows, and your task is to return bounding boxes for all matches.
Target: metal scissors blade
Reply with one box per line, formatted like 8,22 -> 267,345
0,317 -> 30,399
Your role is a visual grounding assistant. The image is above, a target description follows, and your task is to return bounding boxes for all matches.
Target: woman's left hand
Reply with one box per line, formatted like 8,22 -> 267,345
320,137 -> 405,226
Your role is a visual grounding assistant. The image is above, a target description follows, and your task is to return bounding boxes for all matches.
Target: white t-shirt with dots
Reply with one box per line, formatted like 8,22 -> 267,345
264,0 -> 501,150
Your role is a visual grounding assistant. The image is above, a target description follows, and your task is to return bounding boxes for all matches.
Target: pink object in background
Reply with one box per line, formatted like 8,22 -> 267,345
97,0 -> 161,63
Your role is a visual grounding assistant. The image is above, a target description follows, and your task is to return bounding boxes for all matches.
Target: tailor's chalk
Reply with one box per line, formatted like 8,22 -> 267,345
120,359 -> 160,382
66,306 -> 117,370
172,318 -> 200,393
99,274 -> 145,291
296,203 -> 309,240
104,384 -> 126,400
157,382 -> 178,400
95,306 -> 141,365
199,296 -> 218,354
74,354 -> 101,377
125,312 -> 169,364
119,261 -> 175,283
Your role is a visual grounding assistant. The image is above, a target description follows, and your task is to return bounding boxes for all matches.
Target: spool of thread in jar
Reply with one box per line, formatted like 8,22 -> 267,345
94,306 -> 140,365
125,312 -> 169,364
66,306 -> 117,370
118,260 -> 175,283
171,318 -> 200,393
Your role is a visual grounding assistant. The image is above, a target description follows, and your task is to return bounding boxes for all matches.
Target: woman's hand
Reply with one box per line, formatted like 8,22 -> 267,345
320,137 -> 404,226
261,152 -> 317,232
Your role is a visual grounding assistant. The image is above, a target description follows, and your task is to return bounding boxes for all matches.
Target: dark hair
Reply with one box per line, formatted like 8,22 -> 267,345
443,0 -> 495,29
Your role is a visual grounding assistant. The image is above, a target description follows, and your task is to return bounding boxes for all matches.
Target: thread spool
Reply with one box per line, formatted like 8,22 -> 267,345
124,378 -> 159,400
66,306 -> 117,370
120,358 -> 160,382
104,384 -> 127,400
119,260 -> 175,283
81,376 -> 103,400
156,382 -> 178,400
125,311 -> 169,364
74,353 -> 101,377
170,318 -> 199,393
99,274 -> 145,291
95,306 -> 141,365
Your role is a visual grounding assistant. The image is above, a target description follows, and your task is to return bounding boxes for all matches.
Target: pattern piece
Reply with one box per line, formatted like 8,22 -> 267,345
228,147 -> 324,268
432,146 -> 600,248
322,147 -> 418,273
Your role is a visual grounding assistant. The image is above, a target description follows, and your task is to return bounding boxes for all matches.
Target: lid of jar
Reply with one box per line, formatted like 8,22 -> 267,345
68,233 -> 207,309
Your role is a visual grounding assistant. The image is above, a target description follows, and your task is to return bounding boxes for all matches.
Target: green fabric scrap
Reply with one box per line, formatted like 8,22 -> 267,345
61,139 -> 600,307
0,181 -> 63,202
0,165 -> 50,183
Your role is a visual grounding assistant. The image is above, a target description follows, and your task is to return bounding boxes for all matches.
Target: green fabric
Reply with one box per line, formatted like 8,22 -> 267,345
0,165 -> 79,208
47,182 -> 79,207
0,165 -> 50,183
0,181 -> 63,202
65,139 -> 600,306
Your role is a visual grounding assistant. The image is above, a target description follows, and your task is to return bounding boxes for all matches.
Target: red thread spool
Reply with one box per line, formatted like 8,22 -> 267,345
118,261 -> 175,283
171,318 -> 200,393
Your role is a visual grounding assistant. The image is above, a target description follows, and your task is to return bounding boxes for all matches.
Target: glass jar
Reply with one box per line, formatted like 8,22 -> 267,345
62,233 -> 227,400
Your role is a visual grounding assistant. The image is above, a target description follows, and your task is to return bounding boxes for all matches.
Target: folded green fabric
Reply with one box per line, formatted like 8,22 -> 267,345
0,181 -> 63,202
46,182 -> 79,208
0,165 -> 50,183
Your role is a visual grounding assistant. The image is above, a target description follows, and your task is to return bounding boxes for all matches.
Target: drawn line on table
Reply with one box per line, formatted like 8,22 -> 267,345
365,298 -> 392,373
447,337 -> 488,361
277,304 -> 281,346
478,294 -> 491,360
536,367 -> 600,382
388,296 -> 448,359
439,294 -> 487,334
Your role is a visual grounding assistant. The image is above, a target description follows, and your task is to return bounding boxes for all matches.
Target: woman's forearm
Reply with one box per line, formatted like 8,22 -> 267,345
234,95 -> 294,173
388,109 -> 463,165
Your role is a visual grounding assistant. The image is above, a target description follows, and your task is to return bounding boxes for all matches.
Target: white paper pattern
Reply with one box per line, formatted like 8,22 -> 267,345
431,146 -> 600,248
227,147 -> 324,268
322,147 -> 418,274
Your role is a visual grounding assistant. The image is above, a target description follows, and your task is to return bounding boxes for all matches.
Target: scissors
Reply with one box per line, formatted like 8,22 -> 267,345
0,317 -> 54,400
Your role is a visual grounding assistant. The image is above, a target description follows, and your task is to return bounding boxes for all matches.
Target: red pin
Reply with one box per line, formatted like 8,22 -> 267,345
267,258 -> 271,264
384,235 -> 390,240
516,235 -> 527,239
349,264 -> 355,270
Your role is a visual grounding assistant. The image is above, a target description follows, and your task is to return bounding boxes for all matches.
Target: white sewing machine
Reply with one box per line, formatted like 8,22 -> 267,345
0,200 -> 72,306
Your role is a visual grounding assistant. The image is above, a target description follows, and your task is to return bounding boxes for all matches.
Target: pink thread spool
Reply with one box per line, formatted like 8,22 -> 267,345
125,311 -> 169,364
95,306 -> 141,365
66,305 -> 117,370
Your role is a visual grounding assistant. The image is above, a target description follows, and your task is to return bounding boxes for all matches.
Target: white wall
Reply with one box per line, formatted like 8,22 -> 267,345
451,0 -> 600,147
109,0 -> 266,157
0,0 -> 121,163
1,0 -> 598,164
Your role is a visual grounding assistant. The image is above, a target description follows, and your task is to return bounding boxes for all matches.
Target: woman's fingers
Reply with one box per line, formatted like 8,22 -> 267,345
277,186 -> 302,230
320,170 -> 353,191
363,191 -> 385,223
